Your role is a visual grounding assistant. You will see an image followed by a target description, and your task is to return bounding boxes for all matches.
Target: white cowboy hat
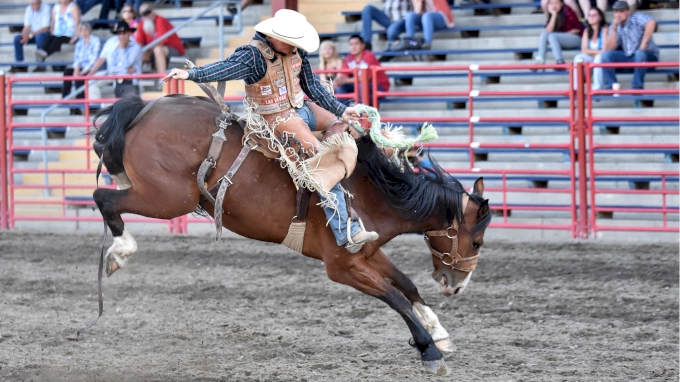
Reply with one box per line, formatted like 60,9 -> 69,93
254,9 -> 320,53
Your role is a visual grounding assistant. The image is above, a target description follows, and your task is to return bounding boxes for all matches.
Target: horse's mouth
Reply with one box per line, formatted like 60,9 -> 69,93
438,275 -> 456,296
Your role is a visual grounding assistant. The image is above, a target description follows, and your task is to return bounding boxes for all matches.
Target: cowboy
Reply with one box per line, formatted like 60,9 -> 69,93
164,10 -> 379,253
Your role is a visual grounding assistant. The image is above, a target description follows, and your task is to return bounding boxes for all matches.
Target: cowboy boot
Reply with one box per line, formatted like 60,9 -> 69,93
318,183 -> 378,253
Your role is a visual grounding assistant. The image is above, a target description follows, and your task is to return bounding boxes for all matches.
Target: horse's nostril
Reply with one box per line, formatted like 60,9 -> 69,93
453,287 -> 463,295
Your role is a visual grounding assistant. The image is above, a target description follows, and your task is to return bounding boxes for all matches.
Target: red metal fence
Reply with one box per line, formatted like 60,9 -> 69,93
0,63 -> 677,237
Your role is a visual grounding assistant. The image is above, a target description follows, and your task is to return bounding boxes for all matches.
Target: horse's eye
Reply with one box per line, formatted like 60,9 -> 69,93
472,242 -> 480,250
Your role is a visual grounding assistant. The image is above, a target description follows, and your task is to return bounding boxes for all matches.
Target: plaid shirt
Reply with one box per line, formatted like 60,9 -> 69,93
73,35 -> 101,72
187,33 -> 346,117
383,0 -> 412,23
611,12 -> 658,56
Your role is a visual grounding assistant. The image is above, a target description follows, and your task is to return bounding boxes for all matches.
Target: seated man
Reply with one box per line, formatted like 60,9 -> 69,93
135,4 -> 185,90
163,10 -> 379,253
109,21 -> 141,97
601,0 -> 658,90
360,0 -> 411,51
333,35 -> 390,105
11,0 -> 51,73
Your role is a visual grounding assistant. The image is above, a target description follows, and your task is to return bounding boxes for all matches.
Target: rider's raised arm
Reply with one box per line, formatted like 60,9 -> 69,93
298,50 -> 347,118
186,45 -> 266,84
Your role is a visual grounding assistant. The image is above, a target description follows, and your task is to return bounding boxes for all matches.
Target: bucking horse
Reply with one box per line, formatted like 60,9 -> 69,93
87,92 -> 491,375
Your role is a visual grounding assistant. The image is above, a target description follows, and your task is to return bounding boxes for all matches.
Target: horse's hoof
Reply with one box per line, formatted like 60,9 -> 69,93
422,359 -> 450,376
105,256 -> 120,277
435,338 -> 456,353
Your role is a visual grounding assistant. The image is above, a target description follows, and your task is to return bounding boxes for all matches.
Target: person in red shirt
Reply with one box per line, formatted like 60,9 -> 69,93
135,4 -> 185,89
333,35 -> 390,105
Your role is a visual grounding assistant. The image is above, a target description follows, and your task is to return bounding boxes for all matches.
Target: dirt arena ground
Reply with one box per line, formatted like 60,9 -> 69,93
0,231 -> 677,381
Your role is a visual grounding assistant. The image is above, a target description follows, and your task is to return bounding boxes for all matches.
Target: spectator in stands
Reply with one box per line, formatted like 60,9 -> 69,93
135,4 -> 186,90
11,0 -> 52,73
62,22 -> 101,114
333,35 -> 390,104
601,1 -> 658,90
359,0 -> 412,52
120,3 -> 139,30
573,7 -> 608,90
319,41 -> 343,85
88,32 -> 120,75
34,0 -> 81,69
534,0 -> 584,68
107,20 -> 142,97
397,0 -> 455,51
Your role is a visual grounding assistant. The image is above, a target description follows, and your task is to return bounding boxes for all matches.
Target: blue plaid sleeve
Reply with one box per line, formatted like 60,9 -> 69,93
186,45 -> 266,84
298,50 -> 347,118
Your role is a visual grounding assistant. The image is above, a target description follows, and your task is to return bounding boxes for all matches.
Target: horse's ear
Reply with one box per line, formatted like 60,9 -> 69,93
478,199 -> 489,218
473,177 -> 484,196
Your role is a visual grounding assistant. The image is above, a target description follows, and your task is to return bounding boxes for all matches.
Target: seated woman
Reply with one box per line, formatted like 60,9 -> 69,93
535,0 -> 584,68
35,0 -> 81,69
573,7 -> 608,90
62,22 -> 100,115
318,41 -> 343,86
398,0 -> 454,51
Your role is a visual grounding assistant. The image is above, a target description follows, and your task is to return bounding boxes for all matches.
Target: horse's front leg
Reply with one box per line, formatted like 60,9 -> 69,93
325,256 -> 449,376
367,249 -> 456,353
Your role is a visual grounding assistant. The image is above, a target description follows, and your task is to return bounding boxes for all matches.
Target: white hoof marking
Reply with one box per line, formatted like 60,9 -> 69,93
105,228 -> 138,269
413,302 -> 450,342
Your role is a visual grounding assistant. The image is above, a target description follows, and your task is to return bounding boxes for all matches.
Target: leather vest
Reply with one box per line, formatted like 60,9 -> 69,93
244,39 -> 305,115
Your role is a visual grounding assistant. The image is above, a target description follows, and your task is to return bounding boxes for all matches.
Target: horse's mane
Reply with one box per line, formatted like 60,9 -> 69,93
356,138 -> 491,234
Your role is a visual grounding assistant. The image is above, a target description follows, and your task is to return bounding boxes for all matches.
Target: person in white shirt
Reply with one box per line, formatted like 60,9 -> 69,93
11,0 -> 51,73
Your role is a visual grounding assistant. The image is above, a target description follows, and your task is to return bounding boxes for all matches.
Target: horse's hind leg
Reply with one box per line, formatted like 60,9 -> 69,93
93,187 -> 138,276
368,249 -> 456,353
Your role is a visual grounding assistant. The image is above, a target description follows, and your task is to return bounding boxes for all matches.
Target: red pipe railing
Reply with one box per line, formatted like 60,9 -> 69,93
585,61 -> 679,235
0,72 -> 7,229
2,62 -> 678,237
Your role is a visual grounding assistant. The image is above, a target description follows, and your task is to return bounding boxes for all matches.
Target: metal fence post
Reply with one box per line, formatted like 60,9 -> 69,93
575,62 -> 589,238
0,72 -> 7,229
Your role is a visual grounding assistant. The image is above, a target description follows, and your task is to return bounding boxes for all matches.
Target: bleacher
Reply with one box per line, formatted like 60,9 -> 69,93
2,0 -> 678,237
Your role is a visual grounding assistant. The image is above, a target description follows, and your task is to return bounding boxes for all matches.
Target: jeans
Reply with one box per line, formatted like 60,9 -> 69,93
126,0 -> 143,13
296,103 -> 318,131
361,5 -> 406,45
13,32 -> 50,61
404,11 -> 447,45
319,183 -> 361,246
536,31 -> 581,63
573,53 -> 603,90
600,49 -> 659,89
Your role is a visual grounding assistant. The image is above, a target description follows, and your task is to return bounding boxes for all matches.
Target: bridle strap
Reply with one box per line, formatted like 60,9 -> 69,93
423,194 -> 479,273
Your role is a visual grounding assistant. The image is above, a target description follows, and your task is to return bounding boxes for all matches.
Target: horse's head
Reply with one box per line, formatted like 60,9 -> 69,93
425,178 -> 490,296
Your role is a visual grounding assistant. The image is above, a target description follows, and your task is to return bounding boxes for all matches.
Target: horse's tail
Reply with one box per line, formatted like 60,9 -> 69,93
92,96 -> 147,170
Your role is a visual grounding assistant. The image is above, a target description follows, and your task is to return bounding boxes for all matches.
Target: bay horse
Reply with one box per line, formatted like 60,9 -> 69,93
91,95 -> 491,375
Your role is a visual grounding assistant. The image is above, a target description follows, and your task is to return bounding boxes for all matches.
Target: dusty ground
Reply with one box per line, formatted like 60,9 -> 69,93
0,232 -> 677,381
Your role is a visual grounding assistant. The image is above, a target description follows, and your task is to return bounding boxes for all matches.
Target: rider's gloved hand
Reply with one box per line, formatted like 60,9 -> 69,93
342,107 -> 359,124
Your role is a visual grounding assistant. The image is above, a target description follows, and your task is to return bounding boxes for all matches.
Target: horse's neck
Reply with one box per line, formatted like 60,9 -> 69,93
348,170 -> 435,238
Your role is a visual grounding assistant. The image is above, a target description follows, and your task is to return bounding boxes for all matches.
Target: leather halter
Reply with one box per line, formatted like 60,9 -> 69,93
423,194 -> 479,273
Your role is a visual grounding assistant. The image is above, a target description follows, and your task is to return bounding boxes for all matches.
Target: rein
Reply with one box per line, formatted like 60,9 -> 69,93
423,193 -> 479,273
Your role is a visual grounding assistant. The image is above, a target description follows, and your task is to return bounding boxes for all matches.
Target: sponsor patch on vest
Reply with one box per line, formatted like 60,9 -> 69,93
274,77 -> 285,87
292,56 -> 299,63
260,85 -> 272,95
256,104 -> 281,114
293,68 -> 301,76
276,69 -> 284,75
263,94 -> 288,105
279,101 -> 289,109
290,61 -> 302,70
279,86 -> 288,95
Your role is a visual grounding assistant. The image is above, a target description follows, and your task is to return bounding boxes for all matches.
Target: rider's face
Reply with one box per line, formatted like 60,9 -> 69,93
267,37 -> 296,55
